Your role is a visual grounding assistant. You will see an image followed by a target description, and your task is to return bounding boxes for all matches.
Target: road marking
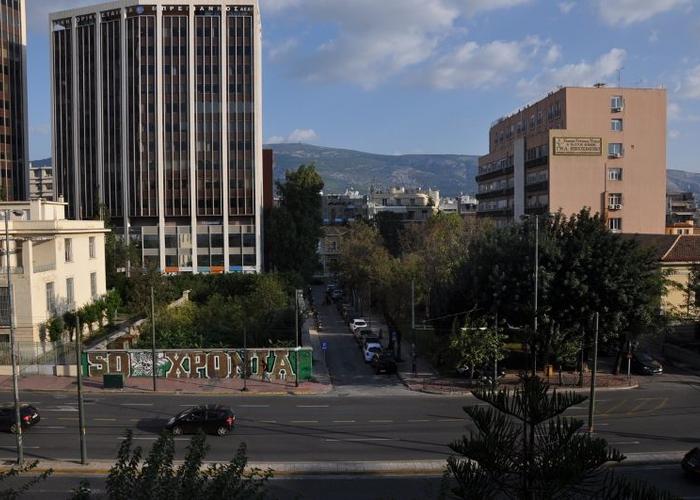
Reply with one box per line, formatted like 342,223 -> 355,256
44,407 -> 78,412
333,420 -> 356,423
120,403 -> 154,407
609,441 -> 640,445
407,419 -> 430,423
369,420 -> 393,423
601,399 -> 627,415
239,404 -> 270,408
290,420 -> 319,424
297,405 -> 329,408
324,438 -> 393,442
94,418 -> 117,422
129,419 -> 140,422
118,437 -> 189,442
42,426 -> 66,429
58,417 -> 78,421
649,398 -> 668,412
260,420 -> 277,424
438,419 -> 463,422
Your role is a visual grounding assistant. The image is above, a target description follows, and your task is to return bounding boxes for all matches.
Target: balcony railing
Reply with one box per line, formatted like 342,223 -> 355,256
0,267 -> 23,275
33,263 -> 56,273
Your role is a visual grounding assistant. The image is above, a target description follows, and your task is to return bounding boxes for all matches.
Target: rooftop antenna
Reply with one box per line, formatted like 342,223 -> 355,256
617,67 -> 624,88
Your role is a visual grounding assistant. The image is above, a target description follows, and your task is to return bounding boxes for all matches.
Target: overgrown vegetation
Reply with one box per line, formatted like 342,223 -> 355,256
44,290 -> 122,342
0,461 -> 52,499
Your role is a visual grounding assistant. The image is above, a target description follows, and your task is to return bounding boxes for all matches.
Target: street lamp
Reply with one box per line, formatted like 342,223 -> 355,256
520,214 -> 540,376
2,208 -> 26,464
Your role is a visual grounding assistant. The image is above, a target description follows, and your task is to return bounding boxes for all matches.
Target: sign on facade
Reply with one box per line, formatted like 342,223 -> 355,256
553,137 -> 602,156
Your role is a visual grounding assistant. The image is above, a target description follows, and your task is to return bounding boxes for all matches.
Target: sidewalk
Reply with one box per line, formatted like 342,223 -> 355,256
0,374 -> 332,396
301,315 -> 331,385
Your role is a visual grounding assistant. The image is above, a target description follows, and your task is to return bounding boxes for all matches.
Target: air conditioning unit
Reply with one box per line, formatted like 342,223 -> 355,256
611,106 -> 623,112
609,152 -> 622,158
608,204 -> 623,210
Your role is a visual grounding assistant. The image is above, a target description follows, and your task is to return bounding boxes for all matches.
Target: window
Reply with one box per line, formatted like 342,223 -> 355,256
611,119 -> 623,131
90,273 -> 97,299
611,95 -> 624,111
608,168 -> 623,181
66,278 -> 74,307
0,287 -> 9,326
608,193 -> 622,207
608,143 -> 623,158
46,282 -> 55,313
89,237 -> 96,259
608,218 -> 622,232
64,238 -> 73,262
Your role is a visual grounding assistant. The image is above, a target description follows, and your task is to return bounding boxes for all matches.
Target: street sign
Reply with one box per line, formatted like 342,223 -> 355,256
321,341 -> 328,351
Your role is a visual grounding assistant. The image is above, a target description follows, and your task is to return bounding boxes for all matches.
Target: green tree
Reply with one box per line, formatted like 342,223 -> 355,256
267,164 -> 324,281
374,211 -> 405,257
449,317 -> 505,382
99,205 -> 141,290
443,376 -> 676,500
83,430 -> 272,500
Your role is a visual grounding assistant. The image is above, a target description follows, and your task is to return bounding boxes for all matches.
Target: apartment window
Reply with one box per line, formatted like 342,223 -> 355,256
0,287 -> 9,326
608,218 -> 622,232
66,278 -> 74,307
46,282 -> 55,314
611,95 -> 624,111
608,168 -> 623,181
90,273 -> 97,299
611,119 -> 623,132
608,143 -> 624,158
608,193 -> 623,207
64,238 -> 73,262
89,237 -> 96,259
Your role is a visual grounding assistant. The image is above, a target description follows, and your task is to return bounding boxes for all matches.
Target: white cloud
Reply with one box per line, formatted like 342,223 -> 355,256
268,38 -> 299,61
669,129 -> 680,139
426,36 -> 546,90
545,45 -> 562,65
649,30 -> 659,43
518,48 -> 626,97
455,0 -> 532,16
267,129 -> 319,144
668,101 -> 681,120
681,65 -> 700,99
558,2 -> 576,14
596,0 -> 691,26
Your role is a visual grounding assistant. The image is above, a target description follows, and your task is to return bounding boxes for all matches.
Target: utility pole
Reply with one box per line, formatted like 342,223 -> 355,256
627,339 -> 632,386
533,215 -> 539,377
588,312 -> 599,433
411,279 -> 416,376
295,289 -> 300,388
494,313 -> 499,386
241,325 -> 248,392
76,314 -> 87,464
5,210 -> 22,464
151,286 -> 157,392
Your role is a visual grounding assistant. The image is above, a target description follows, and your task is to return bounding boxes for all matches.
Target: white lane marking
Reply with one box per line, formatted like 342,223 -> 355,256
407,419 -> 430,423
333,420 -> 356,423
117,437 -> 189,442
290,420 -> 319,424
324,438 -> 393,442
41,426 -> 67,429
120,403 -> 153,406
57,417 -> 78,421
260,420 -> 277,424
369,420 -> 393,423
94,418 -> 117,422
437,419 -> 463,422
239,405 -> 270,408
296,405 -> 329,408
609,441 -> 640,445
44,407 -> 78,412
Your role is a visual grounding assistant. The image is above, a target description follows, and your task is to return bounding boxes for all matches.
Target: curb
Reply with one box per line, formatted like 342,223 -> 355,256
398,378 -> 639,396
0,386 -> 334,397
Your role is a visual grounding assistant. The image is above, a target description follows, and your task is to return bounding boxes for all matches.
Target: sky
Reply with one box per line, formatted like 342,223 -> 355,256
25,0 -> 700,171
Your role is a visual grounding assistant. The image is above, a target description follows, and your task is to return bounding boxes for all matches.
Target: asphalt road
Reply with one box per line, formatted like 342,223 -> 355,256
6,467 -> 699,500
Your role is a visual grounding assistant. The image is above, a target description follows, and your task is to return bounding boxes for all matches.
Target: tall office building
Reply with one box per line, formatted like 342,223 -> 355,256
50,1 -> 262,273
477,86 -> 666,234
0,0 -> 28,201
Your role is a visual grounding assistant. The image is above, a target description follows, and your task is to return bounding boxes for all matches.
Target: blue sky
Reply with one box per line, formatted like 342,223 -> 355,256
26,0 -> 700,171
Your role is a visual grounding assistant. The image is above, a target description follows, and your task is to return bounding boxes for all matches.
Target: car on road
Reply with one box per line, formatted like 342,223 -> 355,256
371,353 -> 397,374
363,342 -> 383,362
165,405 -> 236,436
682,447 -> 700,480
0,404 -> 40,433
356,328 -> 375,343
350,319 -> 368,333
630,352 -> 663,375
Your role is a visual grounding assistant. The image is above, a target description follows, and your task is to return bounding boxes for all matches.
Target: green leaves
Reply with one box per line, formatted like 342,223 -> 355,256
0,461 -> 52,500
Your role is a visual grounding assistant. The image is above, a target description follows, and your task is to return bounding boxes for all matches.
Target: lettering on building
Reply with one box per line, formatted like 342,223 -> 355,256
553,137 -> 602,156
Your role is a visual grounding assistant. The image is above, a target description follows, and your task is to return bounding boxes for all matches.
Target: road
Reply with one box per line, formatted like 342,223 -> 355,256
5,466 -> 699,500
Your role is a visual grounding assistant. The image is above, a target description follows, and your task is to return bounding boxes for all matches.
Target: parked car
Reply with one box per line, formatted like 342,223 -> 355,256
630,352 -> 663,375
682,447 -> 700,480
356,328 -> 374,342
0,405 -> 40,433
363,342 -> 383,362
165,405 -> 236,436
372,353 -> 397,374
350,319 -> 368,333
362,336 -> 381,349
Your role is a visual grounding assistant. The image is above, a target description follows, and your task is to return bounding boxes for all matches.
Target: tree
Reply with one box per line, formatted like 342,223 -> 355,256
443,376 -> 675,499
267,164 -> 324,281
374,211 -> 405,257
0,461 -> 52,499
76,430 -> 271,499
99,205 -> 141,290
449,317 -> 505,382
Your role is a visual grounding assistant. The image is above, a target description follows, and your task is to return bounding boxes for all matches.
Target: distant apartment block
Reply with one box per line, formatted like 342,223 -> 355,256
322,190 -> 367,225
666,192 -> 697,235
439,194 -> 477,219
318,225 -> 348,277
50,1 -> 263,273
29,163 -> 54,201
0,199 -> 108,343
0,0 -> 28,200
368,187 -> 440,223
477,86 -> 666,234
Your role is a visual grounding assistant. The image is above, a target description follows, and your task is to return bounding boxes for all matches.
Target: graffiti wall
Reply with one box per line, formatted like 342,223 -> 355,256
82,348 -> 313,382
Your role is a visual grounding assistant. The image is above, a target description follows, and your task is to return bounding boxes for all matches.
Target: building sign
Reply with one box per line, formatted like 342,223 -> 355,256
553,137 -> 602,156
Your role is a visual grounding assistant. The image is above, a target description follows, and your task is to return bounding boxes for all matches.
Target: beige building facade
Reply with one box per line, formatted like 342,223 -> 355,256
477,86 -> 666,234
368,187 -> 440,223
0,200 -> 109,343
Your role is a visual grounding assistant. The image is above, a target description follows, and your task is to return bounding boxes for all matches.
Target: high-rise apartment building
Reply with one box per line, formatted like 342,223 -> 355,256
50,1 -> 262,273
477,86 -> 666,234
0,0 -> 28,201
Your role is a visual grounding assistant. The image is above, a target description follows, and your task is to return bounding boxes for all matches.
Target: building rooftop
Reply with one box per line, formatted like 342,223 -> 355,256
624,234 -> 700,263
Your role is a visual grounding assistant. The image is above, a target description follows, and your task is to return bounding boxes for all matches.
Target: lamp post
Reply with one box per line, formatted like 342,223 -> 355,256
521,214 -> 540,376
151,286 -> 157,392
3,209 -> 23,464
75,313 -> 87,464
588,312 -> 600,433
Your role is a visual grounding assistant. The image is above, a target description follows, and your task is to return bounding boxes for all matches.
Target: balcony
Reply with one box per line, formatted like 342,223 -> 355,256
476,187 -> 514,200
525,156 -> 549,168
476,165 -> 514,183
33,262 -> 56,273
0,267 -> 23,275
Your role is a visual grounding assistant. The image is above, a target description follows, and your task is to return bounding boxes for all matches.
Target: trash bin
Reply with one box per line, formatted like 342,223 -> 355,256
103,373 -> 124,389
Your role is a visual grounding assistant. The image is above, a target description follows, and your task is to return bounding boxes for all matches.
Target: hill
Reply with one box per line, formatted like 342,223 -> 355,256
265,143 -> 478,196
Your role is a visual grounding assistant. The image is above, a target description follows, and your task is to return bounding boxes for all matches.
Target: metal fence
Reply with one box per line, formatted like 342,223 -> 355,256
0,341 -> 77,374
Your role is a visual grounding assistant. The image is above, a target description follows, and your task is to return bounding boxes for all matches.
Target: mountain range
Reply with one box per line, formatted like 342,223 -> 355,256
30,145 -> 700,198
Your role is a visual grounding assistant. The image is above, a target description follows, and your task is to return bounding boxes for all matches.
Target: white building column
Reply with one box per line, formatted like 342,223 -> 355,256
220,3 -> 230,273
513,137 -> 525,221
253,4 -> 263,273
188,9 -> 198,273
156,8 -> 166,271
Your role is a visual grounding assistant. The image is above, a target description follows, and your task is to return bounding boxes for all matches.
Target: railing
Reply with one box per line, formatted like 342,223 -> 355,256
0,267 -> 23,275
33,262 -> 56,273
